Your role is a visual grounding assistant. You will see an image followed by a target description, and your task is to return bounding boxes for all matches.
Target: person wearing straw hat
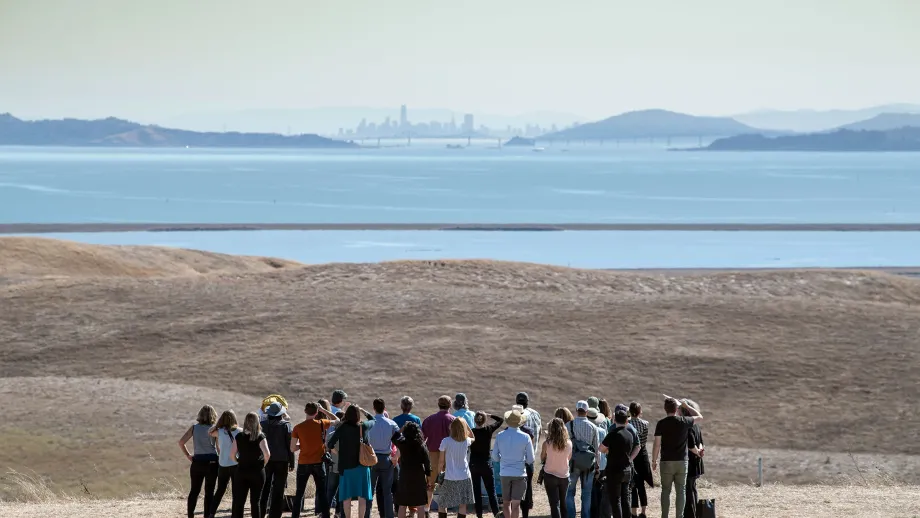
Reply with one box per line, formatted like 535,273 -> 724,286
261,401 -> 295,518
491,407 -> 535,518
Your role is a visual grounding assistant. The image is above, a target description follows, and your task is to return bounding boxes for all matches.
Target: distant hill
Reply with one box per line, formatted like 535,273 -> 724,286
0,113 -> 356,148
734,104 -> 920,133
504,136 -> 536,146
838,113 -> 920,131
541,109 -> 761,140
702,127 -> 920,152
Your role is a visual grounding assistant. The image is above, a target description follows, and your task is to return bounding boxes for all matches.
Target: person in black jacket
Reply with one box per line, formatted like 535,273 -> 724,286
260,402 -> 295,518
682,401 -> 704,518
470,412 -> 504,518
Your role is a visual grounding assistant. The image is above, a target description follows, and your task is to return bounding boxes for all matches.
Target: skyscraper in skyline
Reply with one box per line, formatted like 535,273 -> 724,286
463,113 -> 474,134
400,105 -> 408,128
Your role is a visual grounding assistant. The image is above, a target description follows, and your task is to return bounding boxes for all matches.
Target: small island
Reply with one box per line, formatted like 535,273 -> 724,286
699,127 -> 920,152
0,113 -> 357,148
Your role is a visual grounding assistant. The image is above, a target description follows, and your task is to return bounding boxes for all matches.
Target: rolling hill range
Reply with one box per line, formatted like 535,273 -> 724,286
734,104 -> 920,132
541,109 -> 763,139
1,238 -> 920,498
0,113 -> 356,148
838,112 -> 920,131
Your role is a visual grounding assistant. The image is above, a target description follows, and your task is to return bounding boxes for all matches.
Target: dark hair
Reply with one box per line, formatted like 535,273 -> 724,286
437,395 -> 451,410
304,402 -> 318,416
373,398 -> 386,414
335,411 -> 344,420
664,398 -> 679,414
516,392 -> 529,408
332,390 -> 347,405
628,401 -> 642,418
344,405 -> 360,424
614,410 -> 629,425
598,399 -> 612,419
401,422 -> 426,453
474,411 -> 487,427
318,399 -> 331,412
453,393 -> 468,411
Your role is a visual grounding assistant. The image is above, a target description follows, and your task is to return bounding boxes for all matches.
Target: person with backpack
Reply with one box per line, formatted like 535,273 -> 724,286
566,401 -> 600,518
328,404 -> 377,518
210,410 -> 242,518
260,402 -> 295,518
179,405 -> 220,518
291,401 -> 340,518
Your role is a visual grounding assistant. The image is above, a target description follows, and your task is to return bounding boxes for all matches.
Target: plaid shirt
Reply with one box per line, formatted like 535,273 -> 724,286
631,418 -> 649,448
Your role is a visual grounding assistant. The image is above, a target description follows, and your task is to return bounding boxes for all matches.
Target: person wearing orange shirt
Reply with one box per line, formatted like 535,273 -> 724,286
291,401 -> 340,518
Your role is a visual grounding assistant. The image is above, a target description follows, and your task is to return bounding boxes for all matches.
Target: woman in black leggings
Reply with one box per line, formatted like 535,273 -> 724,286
230,412 -> 272,518
209,409 -> 241,517
469,411 -> 503,518
179,405 -> 219,518
628,402 -> 652,518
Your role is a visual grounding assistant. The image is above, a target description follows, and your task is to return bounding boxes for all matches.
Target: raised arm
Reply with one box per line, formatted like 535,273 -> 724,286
487,414 -> 504,433
178,426 -> 194,461
318,407 -> 340,423
680,400 -> 703,422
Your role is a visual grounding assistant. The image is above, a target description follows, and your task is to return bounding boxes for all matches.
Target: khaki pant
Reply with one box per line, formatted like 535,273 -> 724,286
427,450 -> 442,504
658,461 -> 688,518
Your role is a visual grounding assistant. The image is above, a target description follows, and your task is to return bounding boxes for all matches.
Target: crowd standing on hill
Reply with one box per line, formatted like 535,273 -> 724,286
179,390 -> 704,518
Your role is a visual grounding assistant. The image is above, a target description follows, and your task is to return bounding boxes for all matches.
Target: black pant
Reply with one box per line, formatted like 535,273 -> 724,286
591,474 -> 611,518
521,463 -> 534,518
683,476 -> 699,518
629,469 -> 647,510
189,458 -> 219,518
261,461 -> 290,518
543,473 -> 569,518
212,465 -> 238,516
470,462 -> 500,517
294,463 -> 329,518
605,471 -> 631,518
233,467 -> 266,518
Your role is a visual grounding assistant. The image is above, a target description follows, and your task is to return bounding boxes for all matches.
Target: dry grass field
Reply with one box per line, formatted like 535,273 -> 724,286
2,237 -> 920,503
2,484 -> 919,518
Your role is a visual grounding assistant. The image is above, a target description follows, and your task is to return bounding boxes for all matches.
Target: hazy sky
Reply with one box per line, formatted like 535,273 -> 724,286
2,0 -> 919,123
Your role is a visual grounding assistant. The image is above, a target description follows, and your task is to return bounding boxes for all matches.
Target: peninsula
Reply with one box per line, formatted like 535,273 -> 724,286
0,113 -> 357,148
702,127 -> 920,151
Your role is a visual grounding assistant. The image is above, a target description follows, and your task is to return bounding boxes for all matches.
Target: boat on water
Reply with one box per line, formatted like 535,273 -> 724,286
532,147 -> 546,152
446,144 -> 464,149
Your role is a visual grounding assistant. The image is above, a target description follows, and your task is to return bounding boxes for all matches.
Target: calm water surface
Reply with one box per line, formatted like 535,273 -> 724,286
2,146 -> 919,224
23,230 -> 920,269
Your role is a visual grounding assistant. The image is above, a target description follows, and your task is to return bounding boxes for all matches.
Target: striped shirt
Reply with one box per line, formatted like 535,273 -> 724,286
568,417 -> 600,453
631,418 -> 650,447
523,408 -> 543,440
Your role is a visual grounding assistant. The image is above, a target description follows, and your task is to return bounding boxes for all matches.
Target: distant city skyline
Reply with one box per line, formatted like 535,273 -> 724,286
337,105 -> 569,139
2,0 -> 918,124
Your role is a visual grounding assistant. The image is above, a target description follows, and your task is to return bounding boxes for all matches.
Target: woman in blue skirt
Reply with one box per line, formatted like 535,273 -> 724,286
328,404 -> 376,518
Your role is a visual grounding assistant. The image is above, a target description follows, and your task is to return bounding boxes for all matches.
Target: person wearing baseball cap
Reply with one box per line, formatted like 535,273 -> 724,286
566,401 -> 600,518
599,410 -> 640,518
514,393 -> 542,518
492,408 -> 535,518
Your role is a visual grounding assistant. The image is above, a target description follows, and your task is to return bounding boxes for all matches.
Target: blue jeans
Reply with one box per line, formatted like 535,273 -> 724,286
293,463 -> 328,518
566,468 -> 593,518
327,470 -> 344,518
365,455 -> 395,518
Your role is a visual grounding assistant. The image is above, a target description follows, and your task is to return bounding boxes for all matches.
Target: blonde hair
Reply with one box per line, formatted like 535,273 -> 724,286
197,405 -> 217,425
216,410 -> 238,432
242,412 -> 261,438
547,418 -> 569,451
449,417 -> 471,442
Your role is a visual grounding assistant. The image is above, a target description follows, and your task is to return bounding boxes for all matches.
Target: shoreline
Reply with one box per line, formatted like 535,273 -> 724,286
5,222 -> 920,234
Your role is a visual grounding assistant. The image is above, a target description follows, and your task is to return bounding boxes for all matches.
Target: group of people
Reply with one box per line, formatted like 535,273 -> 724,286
179,390 -> 705,518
